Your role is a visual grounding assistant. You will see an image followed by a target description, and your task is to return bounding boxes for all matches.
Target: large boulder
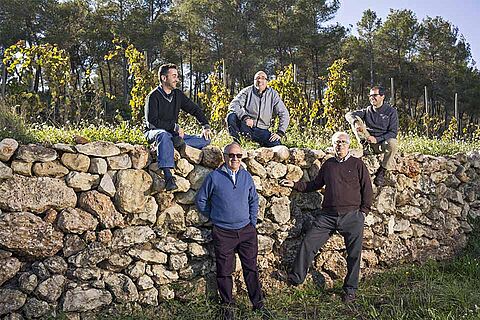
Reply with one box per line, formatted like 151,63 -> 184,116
112,226 -> 155,249
75,141 -> 121,157
62,287 -> 112,312
0,212 -> 63,258
0,175 -> 76,213
78,190 -> 124,228
16,144 -> 57,162
32,160 -> 69,177
57,208 -> 99,234
115,169 -> 152,214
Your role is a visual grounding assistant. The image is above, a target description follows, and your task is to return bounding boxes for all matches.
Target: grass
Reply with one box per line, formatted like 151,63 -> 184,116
52,220 -> 480,320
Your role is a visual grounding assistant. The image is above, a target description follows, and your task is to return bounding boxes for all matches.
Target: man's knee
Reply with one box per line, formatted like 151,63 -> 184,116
226,112 -> 238,126
384,138 -> 398,153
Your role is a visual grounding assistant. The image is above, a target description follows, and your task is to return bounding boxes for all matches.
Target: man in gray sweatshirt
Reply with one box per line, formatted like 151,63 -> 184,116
345,85 -> 398,187
226,71 -> 290,147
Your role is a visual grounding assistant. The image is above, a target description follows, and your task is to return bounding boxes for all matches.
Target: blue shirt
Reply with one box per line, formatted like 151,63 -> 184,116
195,165 -> 259,230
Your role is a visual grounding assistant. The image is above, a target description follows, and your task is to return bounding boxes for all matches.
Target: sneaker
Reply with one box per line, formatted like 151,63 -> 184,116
341,292 -> 357,304
165,177 -> 178,191
374,166 -> 386,187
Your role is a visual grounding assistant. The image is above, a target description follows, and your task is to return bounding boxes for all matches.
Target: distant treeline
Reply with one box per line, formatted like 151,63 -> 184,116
0,0 -> 479,135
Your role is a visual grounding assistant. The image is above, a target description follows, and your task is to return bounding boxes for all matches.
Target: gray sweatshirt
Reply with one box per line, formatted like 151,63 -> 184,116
229,85 -> 290,135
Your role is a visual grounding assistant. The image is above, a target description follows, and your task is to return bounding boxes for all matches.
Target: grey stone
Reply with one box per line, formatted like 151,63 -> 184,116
22,297 -> 50,319
169,253 -> 188,270
201,146 -> 223,168
0,212 -> 63,258
52,143 -> 75,153
105,253 -> 133,271
137,275 -> 154,290
35,275 -> 65,302
89,157 -> 108,174
138,287 -> 158,306
180,145 -> 203,164
269,196 -> 290,224
31,262 -> 50,280
187,165 -> 212,190
61,153 -> 91,172
98,173 -> 116,197
265,161 -> 287,179
0,257 -> 21,286
62,287 -> 112,312
258,235 -> 274,254
162,203 -> 186,231
16,144 -> 57,162
0,161 -> 13,180
65,171 -> 99,191
10,161 -> 32,176
57,208 -> 98,234
175,158 -> 194,177
18,273 -> 38,294
0,175 -> 76,213
128,248 -> 167,264
104,273 -> 139,303
107,154 -> 132,170
43,256 -> 68,274
0,138 -> 19,161
75,141 -> 121,157
125,261 -> 146,279
63,235 -> 87,258
112,226 -> 155,249
155,237 -> 189,254
68,242 -> 110,267
129,195 -> 157,226
0,289 -> 27,316
244,157 -> 267,178
32,160 -> 69,177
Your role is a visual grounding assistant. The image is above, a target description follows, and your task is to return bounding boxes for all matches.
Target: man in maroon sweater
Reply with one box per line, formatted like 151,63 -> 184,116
281,131 -> 373,303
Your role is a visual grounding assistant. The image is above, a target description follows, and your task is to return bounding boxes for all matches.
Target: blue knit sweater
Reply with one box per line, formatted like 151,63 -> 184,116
195,165 -> 259,230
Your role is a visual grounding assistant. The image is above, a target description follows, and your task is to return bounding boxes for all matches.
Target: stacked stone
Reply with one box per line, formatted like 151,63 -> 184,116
0,137 -> 478,319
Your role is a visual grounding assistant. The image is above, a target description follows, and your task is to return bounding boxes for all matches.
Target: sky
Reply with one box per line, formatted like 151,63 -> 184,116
330,0 -> 480,66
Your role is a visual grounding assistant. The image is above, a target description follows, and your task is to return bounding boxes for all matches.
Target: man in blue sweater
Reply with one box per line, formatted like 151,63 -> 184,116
345,85 -> 398,186
195,142 -> 270,320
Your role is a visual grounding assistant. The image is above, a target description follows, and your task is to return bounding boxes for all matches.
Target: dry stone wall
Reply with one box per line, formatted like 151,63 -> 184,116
0,137 -> 479,319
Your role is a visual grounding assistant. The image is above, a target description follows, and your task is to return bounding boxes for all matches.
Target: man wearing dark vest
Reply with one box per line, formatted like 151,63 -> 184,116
144,63 -> 211,191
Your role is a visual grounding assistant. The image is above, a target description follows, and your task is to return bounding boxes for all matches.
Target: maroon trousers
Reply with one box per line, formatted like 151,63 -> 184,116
212,223 -> 264,309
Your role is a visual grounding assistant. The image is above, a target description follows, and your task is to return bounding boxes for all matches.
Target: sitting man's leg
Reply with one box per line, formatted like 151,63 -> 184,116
154,131 -> 177,191
251,127 -> 281,148
227,112 -> 254,143
183,134 -> 211,150
371,138 -> 398,186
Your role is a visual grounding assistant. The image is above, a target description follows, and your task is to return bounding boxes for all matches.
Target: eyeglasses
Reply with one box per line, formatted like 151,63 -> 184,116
369,93 -> 382,97
224,153 -> 243,159
255,76 -> 267,80
334,140 -> 349,145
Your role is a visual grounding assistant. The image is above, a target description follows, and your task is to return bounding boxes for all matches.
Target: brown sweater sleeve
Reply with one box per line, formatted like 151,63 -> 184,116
359,161 -> 373,214
294,166 -> 325,192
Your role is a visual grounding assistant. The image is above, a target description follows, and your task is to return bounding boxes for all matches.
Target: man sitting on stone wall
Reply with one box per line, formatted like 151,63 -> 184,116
345,85 -> 398,187
144,63 -> 212,191
280,131 -> 373,304
226,71 -> 290,147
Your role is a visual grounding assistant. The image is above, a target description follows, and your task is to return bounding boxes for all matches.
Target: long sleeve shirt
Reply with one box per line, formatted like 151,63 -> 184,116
347,103 -> 398,143
294,156 -> 373,214
195,165 -> 259,230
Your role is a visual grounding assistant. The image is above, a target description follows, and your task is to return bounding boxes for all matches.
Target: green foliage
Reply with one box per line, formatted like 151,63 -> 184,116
269,64 -> 320,127
3,41 -> 74,120
322,58 -> 349,132
198,61 -> 231,129
105,38 -> 156,123
0,99 -> 35,142
442,117 -> 458,142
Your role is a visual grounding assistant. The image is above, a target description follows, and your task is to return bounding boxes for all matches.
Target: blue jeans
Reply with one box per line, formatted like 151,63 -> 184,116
226,112 -> 280,148
145,130 -> 210,168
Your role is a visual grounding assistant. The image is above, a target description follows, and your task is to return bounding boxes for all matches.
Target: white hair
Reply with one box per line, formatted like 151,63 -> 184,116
331,131 -> 350,145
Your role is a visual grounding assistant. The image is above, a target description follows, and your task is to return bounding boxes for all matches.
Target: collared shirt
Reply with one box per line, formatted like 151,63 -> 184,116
335,152 -> 351,163
225,165 -> 238,184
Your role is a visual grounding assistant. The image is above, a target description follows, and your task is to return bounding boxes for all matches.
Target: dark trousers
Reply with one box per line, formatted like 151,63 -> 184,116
289,210 -> 365,294
226,112 -> 280,147
212,223 -> 264,309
